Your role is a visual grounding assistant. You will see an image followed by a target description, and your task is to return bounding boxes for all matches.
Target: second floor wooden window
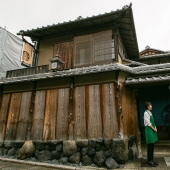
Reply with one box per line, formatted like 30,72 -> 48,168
74,30 -> 114,67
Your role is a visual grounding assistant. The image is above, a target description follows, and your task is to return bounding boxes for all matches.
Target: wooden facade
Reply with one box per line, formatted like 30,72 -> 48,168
0,5 -> 140,148
0,77 -> 138,142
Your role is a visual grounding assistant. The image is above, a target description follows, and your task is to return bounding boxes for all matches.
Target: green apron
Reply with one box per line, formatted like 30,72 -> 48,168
145,111 -> 158,144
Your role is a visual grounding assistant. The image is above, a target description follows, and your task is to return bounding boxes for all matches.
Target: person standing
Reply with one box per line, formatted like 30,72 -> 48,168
144,102 -> 158,167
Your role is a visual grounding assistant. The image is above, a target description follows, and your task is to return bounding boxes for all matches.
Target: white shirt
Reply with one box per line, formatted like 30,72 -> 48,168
144,110 -> 152,127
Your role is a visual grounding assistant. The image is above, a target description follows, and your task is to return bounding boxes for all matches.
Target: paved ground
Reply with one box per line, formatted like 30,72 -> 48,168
0,157 -> 170,170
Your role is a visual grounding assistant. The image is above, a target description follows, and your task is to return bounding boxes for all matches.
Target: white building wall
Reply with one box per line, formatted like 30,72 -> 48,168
0,27 -> 25,78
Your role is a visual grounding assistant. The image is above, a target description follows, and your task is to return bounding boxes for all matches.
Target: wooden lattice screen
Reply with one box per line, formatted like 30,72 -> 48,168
74,30 -> 114,67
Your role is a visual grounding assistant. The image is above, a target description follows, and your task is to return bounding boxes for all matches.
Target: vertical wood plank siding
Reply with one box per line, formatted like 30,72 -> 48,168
73,83 -> 118,139
5,93 -> 22,140
56,88 -> 69,140
73,86 -> 86,139
0,83 -> 124,141
101,83 -> 118,138
16,92 -> 32,141
0,94 -> 11,141
32,91 -> 46,140
43,89 -> 58,140
120,84 -> 136,136
87,85 -> 102,139
54,42 -> 73,69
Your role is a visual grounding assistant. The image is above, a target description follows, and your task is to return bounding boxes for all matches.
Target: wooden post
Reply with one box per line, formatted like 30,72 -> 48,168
133,89 -> 142,158
115,71 -> 124,139
27,82 -> 36,140
68,77 -> 74,140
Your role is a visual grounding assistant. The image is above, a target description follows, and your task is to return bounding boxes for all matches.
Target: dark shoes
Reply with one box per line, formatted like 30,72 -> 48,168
152,160 -> 158,166
148,160 -> 158,167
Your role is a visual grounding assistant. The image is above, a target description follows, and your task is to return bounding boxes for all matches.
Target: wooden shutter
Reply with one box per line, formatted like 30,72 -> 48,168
54,41 -> 73,69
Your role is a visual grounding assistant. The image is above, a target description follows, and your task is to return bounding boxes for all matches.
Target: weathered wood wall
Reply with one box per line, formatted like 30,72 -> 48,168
0,94 -> 11,141
73,83 -> 119,139
5,93 -> 22,141
43,89 -> 58,140
0,82 -> 134,142
119,84 -> 137,137
16,92 -> 32,141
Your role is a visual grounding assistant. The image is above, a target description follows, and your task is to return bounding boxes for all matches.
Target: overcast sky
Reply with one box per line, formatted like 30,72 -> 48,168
0,0 -> 170,52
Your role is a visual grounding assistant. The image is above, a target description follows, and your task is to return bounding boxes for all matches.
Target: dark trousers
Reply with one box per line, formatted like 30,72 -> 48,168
147,143 -> 154,162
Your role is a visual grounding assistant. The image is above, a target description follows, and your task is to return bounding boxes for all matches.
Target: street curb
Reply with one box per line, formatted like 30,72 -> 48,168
0,157 -> 107,170
0,157 -> 76,170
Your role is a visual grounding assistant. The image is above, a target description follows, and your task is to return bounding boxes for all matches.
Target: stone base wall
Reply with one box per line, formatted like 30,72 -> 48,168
0,136 -> 137,169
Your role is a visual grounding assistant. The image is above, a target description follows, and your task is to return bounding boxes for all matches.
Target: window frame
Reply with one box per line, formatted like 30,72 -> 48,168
73,30 -> 115,68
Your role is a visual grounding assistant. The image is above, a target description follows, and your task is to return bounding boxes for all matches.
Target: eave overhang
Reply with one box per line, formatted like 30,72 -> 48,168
137,52 -> 170,61
18,4 -> 139,59
0,63 -> 133,85
2,62 -> 170,86
125,74 -> 170,86
125,63 -> 170,85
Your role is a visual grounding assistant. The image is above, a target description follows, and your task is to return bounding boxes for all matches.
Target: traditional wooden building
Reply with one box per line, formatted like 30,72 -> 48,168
136,45 -> 170,65
140,45 -> 165,57
0,4 -> 169,164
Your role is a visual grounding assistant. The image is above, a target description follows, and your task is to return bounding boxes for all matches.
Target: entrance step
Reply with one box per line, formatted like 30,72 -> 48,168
141,140 -> 170,158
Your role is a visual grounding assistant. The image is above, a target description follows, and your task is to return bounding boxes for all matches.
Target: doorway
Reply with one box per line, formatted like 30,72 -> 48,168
137,86 -> 170,141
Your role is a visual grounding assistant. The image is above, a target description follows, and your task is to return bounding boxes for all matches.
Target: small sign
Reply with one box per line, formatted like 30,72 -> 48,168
21,42 -> 33,66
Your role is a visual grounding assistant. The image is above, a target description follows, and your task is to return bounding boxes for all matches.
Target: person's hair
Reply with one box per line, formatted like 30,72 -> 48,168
145,102 -> 151,109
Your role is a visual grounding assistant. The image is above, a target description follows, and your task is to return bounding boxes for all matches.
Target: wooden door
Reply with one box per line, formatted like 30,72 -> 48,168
138,86 -> 170,140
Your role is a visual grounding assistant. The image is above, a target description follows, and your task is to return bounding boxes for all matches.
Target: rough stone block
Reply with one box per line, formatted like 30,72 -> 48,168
8,148 -> 17,156
94,150 -> 105,167
63,140 -> 77,156
69,152 -> 80,164
37,150 -> 51,162
76,139 -> 88,147
105,157 -> 120,169
17,140 -> 35,160
88,139 -> 96,148
59,157 -> 68,164
82,155 -> 93,165
81,147 -> 88,156
87,147 -> 96,158
112,138 -> 128,163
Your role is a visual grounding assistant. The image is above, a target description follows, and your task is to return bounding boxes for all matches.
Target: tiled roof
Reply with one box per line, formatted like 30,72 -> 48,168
2,61 -> 170,85
137,52 -> 170,60
133,63 -> 170,74
122,58 -> 147,67
0,63 -> 133,85
125,74 -> 170,85
18,3 -> 139,59
125,62 -> 170,85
